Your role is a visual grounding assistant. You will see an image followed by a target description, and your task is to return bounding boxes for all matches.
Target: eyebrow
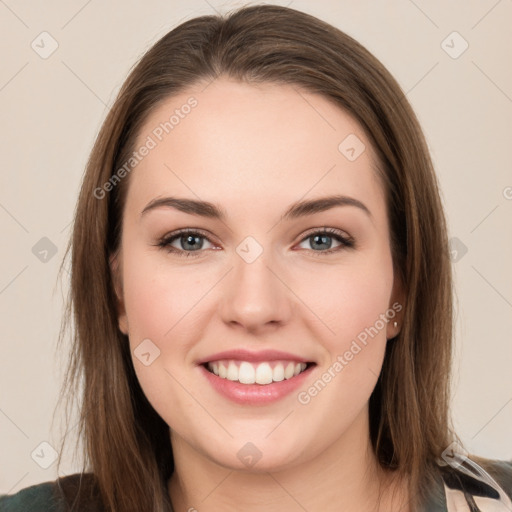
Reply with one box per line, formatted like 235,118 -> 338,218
140,194 -> 372,221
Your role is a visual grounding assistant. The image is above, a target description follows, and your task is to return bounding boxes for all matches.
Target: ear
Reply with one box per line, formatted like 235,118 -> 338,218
109,251 -> 129,335
386,270 -> 405,340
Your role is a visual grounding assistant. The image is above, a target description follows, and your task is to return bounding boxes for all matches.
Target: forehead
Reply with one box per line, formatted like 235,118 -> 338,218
126,78 -> 385,223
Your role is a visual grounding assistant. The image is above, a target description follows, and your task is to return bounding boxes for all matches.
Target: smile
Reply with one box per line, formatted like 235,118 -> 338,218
200,361 -> 316,405
205,360 -> 309,385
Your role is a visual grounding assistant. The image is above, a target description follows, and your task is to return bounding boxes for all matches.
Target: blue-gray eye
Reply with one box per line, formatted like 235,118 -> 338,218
297,229 -> 353,252
163,231 -> 214,253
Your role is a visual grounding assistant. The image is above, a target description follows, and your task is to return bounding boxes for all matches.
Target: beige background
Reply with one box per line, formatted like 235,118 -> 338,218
1,0 -> 511,493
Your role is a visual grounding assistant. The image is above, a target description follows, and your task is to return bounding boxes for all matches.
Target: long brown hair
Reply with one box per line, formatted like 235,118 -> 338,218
57,4 -> 457,510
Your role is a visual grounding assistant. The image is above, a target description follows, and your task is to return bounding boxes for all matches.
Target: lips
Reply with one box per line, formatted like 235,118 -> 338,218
196,349 -> 316,403
199,362 -> 316,405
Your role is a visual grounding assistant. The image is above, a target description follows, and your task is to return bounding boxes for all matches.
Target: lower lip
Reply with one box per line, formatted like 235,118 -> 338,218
199,364 -> 315,405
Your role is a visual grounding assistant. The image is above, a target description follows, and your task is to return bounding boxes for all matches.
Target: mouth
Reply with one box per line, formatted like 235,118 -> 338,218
199,359 -> 317,405
202,359 -> 316,385
196,349 -> 317,404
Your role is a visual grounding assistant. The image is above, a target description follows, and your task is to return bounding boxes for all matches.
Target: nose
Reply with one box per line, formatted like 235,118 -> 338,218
219,246 -> 292,334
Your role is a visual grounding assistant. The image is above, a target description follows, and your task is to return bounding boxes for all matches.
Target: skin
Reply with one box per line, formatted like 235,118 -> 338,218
111,77 -> 408,511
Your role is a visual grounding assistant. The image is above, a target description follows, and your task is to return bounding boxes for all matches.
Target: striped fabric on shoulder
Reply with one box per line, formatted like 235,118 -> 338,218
439,454 -> 512,512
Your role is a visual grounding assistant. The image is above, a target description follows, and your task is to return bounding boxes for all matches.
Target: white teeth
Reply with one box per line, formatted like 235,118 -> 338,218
239,362 -> 255,384
272,363 -> 285,382
255,362 -> 273,385
284,362 -> 295,379
206,360 -> 308,385
226,361 -> 238,381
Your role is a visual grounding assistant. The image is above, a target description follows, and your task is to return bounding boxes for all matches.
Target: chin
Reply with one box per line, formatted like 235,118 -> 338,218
205,437 -> 309,474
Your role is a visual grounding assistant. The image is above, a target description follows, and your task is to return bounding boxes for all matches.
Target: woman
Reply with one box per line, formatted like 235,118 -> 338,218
1,4 -> 510,511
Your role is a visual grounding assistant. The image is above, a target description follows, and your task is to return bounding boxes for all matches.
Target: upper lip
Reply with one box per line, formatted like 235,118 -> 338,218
197,349 -> 313,365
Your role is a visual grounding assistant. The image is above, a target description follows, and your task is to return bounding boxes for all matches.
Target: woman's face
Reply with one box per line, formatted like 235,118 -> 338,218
111,77 -> 403,471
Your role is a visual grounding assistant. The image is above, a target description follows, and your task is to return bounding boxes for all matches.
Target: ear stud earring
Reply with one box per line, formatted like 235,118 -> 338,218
393,321 -> 398,328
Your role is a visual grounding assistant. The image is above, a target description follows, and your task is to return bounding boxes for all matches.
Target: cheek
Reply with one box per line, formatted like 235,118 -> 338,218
293,259 -> 394,425
120,250 -> 206,423
121,247 -> 204,342
292,252 -> 394,411
298,252 -> 394,349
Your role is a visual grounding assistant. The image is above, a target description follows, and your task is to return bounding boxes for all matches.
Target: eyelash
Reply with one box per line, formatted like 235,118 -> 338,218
155,227 -> 355,258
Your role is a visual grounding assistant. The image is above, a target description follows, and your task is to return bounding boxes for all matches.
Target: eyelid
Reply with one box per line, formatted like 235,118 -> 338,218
161,227 -> 217,243
298,226 -> 353,243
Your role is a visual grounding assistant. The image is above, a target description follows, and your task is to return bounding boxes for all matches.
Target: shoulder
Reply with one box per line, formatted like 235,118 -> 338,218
0,473 -> 104,512
0,480 -> 57,512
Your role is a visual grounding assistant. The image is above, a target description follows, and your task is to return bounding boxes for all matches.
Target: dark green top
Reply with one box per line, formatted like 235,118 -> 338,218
1,458 -> 511,511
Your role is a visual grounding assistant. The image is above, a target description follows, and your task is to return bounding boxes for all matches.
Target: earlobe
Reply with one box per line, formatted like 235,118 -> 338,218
109,252 -> 129,335
387,320 -> 400,340
387,272 -> 405,340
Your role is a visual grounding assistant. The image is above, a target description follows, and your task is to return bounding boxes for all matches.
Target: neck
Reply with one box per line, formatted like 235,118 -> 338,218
167,408 -> 409,512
